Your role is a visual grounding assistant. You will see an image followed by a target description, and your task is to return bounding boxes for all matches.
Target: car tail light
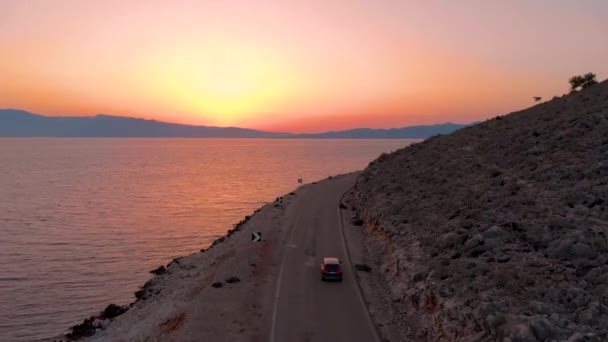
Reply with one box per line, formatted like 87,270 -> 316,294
337,269 -> 343,274
322,268 -> 328,273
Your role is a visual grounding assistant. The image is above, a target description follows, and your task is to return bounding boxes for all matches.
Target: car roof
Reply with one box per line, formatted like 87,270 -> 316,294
323,257 -> 340,264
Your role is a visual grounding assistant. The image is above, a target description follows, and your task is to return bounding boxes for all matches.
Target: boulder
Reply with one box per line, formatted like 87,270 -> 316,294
464,234 -> 484,251
570,242 -> 596,259
482,225 -> 507,239
101,304 -> 128,319
529,316 -> 559,341
68,317 -> 96,338
150,266 -> 166,275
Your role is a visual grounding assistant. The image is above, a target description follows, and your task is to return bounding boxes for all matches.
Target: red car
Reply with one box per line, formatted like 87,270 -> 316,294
321,257 -> 343,281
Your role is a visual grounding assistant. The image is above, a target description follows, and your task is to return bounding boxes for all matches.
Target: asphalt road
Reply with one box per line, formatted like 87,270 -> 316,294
270,174 -> 379,342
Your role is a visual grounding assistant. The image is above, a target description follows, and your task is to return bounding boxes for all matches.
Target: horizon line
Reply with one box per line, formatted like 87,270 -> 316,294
0,108 -> 474,135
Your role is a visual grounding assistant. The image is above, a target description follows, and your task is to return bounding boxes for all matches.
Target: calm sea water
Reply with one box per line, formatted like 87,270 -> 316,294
0,138 -> 414,341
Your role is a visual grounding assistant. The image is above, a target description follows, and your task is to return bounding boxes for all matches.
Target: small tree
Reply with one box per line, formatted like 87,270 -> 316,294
569,72 -> 598,92
533,96 -> 542,103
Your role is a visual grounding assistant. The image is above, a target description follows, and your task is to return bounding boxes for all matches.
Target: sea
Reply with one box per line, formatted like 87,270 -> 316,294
0,138 -> 415,341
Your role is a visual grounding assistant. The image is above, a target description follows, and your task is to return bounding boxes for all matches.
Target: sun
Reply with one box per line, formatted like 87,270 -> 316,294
144,43 -> 291,126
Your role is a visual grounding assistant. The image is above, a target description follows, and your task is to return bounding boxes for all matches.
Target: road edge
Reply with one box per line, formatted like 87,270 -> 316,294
338,181 -> 382,342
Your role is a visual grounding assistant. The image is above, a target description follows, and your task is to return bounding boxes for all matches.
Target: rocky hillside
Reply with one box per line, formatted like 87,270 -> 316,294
354,80 -> 608,341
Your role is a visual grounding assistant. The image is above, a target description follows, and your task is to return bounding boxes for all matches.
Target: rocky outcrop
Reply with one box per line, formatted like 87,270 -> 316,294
67,304 -> 128,340
100,304 -> 128,320
355,80 -> 608,341
150,266 -> 166,275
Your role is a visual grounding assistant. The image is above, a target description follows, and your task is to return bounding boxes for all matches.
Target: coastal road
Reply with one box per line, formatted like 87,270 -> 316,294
270,174 -> 380,342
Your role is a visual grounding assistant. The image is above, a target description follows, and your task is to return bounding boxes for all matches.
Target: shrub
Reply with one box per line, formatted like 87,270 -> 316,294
225,276 -> 240,283
569,72 -> 598,92
355,264 -> 372,272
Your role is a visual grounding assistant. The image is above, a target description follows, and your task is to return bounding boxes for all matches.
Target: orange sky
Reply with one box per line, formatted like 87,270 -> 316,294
1,1 -> 607,133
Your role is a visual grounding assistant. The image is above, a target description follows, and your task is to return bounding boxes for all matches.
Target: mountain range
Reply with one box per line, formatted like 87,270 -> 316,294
0,109 -> 472,138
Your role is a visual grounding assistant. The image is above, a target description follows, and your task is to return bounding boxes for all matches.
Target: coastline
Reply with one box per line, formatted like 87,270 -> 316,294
44,173 -> 362,341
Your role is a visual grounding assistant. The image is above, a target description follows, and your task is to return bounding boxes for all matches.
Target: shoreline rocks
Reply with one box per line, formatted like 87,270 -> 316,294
150,266 -> 166,275
59,205 -> 271,340
67,304 -> 129,339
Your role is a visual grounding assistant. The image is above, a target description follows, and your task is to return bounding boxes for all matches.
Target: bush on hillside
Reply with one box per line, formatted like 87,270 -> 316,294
569,72 -> 598,92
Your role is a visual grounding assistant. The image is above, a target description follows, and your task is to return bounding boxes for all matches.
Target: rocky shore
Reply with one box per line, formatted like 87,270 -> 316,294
47,174 -> 373,342
43,189 -> 301,341
353,80 -> 608,341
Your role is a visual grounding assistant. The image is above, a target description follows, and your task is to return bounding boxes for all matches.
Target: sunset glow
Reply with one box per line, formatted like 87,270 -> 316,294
1,0 -> 607,132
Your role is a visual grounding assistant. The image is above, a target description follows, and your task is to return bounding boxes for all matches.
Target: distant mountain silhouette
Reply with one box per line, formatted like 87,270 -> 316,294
0,109 -> 472,138
0,109 -> 290,138
289,123 -> 471,139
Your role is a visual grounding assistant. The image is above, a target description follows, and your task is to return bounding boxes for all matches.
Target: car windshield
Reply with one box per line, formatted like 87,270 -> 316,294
325,264 -> 340,272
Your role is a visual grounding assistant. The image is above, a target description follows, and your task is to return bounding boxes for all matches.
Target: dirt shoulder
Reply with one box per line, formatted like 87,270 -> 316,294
341,189 -> 412,342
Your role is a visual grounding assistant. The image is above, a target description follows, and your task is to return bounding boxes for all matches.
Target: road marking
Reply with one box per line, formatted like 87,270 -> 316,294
270,213 -> 301,342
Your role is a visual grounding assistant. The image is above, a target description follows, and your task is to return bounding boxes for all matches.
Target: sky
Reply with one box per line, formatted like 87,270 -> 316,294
1,1 -> 607,133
